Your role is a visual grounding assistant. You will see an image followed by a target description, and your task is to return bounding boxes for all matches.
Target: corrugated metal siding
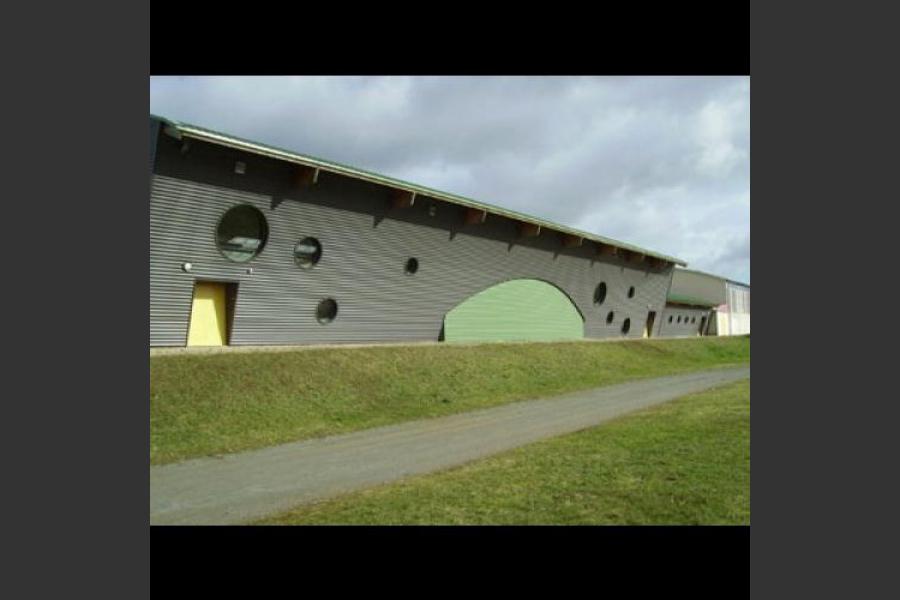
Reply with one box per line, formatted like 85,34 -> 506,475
443,279 -> 584,342
723,282 -> 751,335
659,305 -> 713,337
726,283 -> 751,315
170,119 -> 687,266
715,283 -> 751,336
150,136 -> 675,346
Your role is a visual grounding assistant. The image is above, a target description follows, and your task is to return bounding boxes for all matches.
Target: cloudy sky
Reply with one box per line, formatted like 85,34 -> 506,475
150,76 -> 750,283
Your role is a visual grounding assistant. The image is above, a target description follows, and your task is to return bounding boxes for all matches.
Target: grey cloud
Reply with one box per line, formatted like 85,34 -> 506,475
150,76 -> 749,283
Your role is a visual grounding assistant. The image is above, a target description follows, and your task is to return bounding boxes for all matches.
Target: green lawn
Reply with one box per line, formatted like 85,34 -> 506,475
260,380 -> 750,525
151,336 -> 750,465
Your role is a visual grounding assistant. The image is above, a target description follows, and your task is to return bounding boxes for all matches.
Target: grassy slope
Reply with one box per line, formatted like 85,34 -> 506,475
261,380 -> 751,525
151,336 -> 750,465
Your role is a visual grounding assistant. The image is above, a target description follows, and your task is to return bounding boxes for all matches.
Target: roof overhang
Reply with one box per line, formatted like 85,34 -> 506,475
158,116 -> 688,267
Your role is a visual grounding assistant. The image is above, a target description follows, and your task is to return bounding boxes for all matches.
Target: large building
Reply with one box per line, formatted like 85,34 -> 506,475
663,268 -> 750,337
150,114 -> 692,348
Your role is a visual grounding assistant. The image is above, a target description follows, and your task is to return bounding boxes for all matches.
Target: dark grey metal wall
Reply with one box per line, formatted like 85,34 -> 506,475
659,306 -> 712,337
150,134 -> 676,347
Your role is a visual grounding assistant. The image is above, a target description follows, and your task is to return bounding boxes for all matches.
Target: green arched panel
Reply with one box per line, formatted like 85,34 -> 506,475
443,279 -> 584,343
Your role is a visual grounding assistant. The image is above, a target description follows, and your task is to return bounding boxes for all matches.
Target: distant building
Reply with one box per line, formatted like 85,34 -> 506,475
719,280 -> 751,336
664,269 -> 750,337
150,114 -> 693,348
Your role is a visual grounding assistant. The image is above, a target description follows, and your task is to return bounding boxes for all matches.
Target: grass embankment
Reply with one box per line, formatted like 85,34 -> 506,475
151,336 -> 750,465
261,380 -> 751,525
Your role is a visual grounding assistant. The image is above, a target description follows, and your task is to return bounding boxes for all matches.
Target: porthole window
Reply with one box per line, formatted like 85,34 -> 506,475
405,257 -> 419,275
677,316 -> 682,323
621,318 -> 631,335
316,298 -> 338,324
594,282 -> 608,305
606,311 -> 615,324
628,286 -> 635,299
216,205 -> 268,263
668,315 -> 673,323
294,237 -> 322,268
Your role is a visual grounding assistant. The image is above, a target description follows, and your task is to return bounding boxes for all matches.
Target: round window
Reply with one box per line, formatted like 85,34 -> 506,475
677,316 -> 682,323
628,286 -> 635,299
606,311 -> 615,324
216,205 -> 268,263
405,257 -> 419,275
316,298 -> 338,324
621,318 -> 631,335
594,282 -> 607,305
668,315 -> 673,323
294,237 -> 322,268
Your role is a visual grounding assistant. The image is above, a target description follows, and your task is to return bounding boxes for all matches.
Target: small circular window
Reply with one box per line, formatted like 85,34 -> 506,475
621,318 -> 631,335
216,205 -> 268,263
405,257 -> 419,275
628,286 -> 635,299
594,282 -> 607,305
677,316 -> 682,323
294,237 -> 322,268
606,311 -> 615,324
668,315 -> 673,323
316,298 -> 338,324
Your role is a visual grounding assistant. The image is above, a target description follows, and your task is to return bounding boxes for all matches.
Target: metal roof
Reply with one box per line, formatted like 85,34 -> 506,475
151,114 -> 687,266
676,267 -> 750,289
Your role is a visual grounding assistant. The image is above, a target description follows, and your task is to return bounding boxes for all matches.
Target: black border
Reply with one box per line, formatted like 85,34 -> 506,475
153,525 -> 748,592
151,2 -> 750,76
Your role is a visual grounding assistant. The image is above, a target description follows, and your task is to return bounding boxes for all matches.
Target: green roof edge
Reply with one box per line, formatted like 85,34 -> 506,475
676,267 -> 750,289
666,293 -> 720,307
151,114 -> 687,266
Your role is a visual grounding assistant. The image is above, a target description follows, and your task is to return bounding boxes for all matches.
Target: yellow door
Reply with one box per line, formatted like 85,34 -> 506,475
187,282 -> 227,346
643,311 -> 656,338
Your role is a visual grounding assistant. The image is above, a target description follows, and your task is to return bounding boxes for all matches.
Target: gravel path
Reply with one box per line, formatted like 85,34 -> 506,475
150,366 -> 750,525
